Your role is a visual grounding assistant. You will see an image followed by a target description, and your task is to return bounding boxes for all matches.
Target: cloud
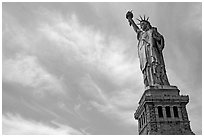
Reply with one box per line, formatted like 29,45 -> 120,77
3,54 -> 65,96
89,100 -> 137,126
79,74 -> 138,127
3,7 -> 142,91
2,113 -> 82,135
183,3 -> 201,31
37,11 -> 142,85
79,74 -> 108,103
3,8 -> 141,134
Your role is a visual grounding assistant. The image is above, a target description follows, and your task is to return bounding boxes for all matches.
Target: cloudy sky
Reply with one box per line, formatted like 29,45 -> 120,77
2,2 -> 202,135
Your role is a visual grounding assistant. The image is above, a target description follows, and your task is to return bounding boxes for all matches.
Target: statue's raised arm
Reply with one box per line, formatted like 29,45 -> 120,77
126,11 -> 140,33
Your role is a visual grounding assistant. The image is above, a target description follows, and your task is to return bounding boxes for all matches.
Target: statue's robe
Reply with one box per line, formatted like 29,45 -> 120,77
137,27 -> 170,87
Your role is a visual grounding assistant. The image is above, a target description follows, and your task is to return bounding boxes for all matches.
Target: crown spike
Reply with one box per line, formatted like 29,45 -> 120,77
147,17 -> 149,21
144,15 -> 146,20
139,15 -> 143,20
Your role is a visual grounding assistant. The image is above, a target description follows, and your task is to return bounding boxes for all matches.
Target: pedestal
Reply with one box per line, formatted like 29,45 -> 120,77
134,86 -> 195,135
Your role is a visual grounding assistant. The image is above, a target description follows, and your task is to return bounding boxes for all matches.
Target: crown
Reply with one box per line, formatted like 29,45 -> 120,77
136,15 -> 150,25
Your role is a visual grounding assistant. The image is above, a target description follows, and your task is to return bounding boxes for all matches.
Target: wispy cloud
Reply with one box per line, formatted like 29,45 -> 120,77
80,74 -> 138,126
3,8 -> 140,134
3,8 -> 143,133
3,54 -> 65,96
3,113 -> 83,135
36,11 -> 143,127
37,10 -> 142,85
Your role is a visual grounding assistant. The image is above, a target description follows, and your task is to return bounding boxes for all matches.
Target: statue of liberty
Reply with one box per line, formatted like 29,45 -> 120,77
126,11 -> 170,87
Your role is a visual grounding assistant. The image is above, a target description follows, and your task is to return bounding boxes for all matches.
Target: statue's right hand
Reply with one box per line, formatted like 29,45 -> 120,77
126,11 -> 133,19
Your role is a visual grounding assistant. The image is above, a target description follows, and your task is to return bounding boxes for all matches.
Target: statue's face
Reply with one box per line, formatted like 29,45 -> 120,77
140,21 -> 149,31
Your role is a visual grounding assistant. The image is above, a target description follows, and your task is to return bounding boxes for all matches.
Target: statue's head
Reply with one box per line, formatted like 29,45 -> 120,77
137,15 -> 152,31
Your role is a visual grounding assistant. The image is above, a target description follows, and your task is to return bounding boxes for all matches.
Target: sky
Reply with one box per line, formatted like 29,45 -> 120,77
2,2 -> 202,135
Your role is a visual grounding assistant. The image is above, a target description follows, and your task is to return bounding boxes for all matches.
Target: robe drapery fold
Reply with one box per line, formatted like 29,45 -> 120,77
137,27 -> 170,87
